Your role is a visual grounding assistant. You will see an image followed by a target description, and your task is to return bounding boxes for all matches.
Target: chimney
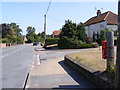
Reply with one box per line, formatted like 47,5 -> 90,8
97,10 -> 101,16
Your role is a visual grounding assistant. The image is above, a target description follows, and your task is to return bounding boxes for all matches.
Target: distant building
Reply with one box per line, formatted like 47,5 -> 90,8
84,10 -> 118,39
52,30 -> 61,38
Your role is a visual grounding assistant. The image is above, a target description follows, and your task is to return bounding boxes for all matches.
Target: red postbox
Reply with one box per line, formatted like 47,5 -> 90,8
102,41 -> 107,59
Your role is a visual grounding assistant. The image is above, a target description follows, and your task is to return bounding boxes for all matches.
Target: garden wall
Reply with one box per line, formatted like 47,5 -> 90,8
64,55 -> 114,88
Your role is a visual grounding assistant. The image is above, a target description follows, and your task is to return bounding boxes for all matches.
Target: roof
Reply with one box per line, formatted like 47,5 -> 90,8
84,11 -> 118,26
52,30 -> 61,35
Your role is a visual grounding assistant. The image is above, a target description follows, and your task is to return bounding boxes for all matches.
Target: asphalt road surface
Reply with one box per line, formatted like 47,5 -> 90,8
2,44 -> 34,88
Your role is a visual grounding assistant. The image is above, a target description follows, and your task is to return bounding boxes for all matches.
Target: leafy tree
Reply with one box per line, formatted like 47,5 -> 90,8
26,26 -> 35,35
58,20 -> 88,49
77,22 -> 87,42
6,26 -> 16,43
26,26 -> 41,43
26,26 -> 35,43
38,31 -> 45,39
1,23 -> 9,38
96,29 -> 110,45
60,20 -> 77,39
1,22 -> 24,44
100,29 -> 110,41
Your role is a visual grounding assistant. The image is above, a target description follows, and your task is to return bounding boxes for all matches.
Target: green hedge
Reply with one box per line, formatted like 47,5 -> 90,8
45,38 -> 59,46
81,42 -> 92,48
58,36 -> 82,49
58,36 -> 92,49
2,38 -> 9,43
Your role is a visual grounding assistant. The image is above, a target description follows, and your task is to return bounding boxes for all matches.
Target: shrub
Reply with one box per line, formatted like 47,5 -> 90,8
45,38 -> 59,46
81,42 -> 92,48
86,37 -> 92,44
106,64 -> 116,79
58,36 -> 83,49
16,37 -> 24,44
2,38 -> 9,43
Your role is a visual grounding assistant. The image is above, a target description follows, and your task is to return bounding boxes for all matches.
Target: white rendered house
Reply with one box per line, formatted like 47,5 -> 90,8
84,10 -> 118,39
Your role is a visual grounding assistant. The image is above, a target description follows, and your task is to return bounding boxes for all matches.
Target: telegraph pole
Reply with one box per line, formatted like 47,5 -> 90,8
43,0 -> 52,48
115,0 -> 120,88
44,14 -> 46,47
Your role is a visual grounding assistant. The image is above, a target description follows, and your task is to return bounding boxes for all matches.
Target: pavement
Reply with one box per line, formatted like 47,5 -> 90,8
26,45 -> 94,89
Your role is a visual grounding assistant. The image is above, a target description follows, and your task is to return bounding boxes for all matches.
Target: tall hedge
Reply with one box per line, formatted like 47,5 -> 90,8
58,36 -> 83,49
45,38 -> 59,46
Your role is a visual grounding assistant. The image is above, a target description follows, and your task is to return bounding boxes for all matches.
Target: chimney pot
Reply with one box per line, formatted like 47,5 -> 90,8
97,10 -> 101,16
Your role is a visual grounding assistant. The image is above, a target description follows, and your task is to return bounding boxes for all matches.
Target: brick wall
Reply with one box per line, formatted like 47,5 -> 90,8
0,43 -> 6,48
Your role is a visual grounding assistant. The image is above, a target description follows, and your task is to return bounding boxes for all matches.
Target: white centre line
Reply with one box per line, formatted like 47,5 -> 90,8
1,46 -> 27,59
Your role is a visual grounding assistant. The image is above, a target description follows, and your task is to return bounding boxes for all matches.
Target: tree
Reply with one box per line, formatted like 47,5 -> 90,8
38,31 -> 45,39
77,22 -> 87,42
6,26 -> 16,43
100,29 -> 110,41
1,22 -> 24,44
96,29 -> 110,45
26,26 -> 41,43
26,26 -> 36,43
26,26 -> 35,35
60,20 -> 77,39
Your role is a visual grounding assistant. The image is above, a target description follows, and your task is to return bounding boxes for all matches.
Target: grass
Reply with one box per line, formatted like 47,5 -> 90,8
67,48 -> 116,72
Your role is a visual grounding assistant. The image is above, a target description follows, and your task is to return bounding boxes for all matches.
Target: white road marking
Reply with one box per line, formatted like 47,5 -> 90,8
37,55 -> 40,65
1,47 -> 27,59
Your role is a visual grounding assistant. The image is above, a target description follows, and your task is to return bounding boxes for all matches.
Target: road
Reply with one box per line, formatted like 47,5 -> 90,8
2,44 -> 34,88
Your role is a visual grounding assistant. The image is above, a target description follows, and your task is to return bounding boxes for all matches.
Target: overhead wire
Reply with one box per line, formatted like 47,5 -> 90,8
45,0 -> 52,15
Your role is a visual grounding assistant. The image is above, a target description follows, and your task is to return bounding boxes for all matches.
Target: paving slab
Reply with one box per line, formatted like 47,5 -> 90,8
27,57 -> 93,88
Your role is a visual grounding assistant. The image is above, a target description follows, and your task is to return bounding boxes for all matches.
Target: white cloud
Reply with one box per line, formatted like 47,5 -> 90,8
1,0 -> 118,2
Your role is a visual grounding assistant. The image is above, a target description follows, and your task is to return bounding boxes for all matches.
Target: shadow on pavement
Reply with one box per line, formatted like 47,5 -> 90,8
55,60 -> 95,89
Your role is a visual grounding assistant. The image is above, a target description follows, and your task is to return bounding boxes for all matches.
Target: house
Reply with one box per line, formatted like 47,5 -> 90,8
84,10 -> 118,39
52,30 -> 61,38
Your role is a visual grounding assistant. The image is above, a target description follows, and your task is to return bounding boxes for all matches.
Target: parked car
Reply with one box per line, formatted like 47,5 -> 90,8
33,42 -> 39,46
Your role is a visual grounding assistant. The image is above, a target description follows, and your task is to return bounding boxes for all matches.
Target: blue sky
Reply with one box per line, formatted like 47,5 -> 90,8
1,1 -> 118,35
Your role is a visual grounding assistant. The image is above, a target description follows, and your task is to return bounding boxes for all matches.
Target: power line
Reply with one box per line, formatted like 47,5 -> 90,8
45,0 -> 52,15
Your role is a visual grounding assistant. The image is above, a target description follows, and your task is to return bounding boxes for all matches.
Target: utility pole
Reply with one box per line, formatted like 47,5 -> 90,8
115,0 -> 120,88
43,0 -> 52,48
44,14 -> 46,47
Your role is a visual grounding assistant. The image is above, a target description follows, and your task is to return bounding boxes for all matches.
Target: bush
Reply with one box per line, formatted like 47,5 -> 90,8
45,38 -> 59,46
81,42 -> 92,48
16,37 -> 24,44
58,36 -> 83,49
86,37 -> 92,44
2,38 -> 9,43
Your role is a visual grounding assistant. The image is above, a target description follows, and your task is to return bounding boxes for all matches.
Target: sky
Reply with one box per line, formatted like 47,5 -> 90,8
1,0 -> 118,35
